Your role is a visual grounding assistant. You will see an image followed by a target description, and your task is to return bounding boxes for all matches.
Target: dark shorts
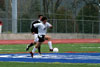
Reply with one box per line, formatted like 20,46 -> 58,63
38,35 -> 45,42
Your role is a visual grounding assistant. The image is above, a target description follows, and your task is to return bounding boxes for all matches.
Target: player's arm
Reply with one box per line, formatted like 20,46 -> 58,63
49,25 -> 53,29
31,23 -> 35,34
47,22 -> 53,29
31,21 -> 39,34
34,23 -> 40,28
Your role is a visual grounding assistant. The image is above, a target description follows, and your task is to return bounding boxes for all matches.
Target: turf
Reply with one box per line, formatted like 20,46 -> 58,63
0,62 -> 100,67
0,43 -> 100,53
0,43 -> 100,67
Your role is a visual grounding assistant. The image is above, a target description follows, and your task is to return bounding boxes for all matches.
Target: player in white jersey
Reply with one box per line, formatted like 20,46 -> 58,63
26,15 -> 53,55
26,15 -> 43,54
30,17 -> 53,58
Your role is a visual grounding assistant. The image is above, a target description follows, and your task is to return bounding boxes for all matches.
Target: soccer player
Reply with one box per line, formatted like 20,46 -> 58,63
26,15 -> 43,54
30,17 -> 53,58
26,15 -> 53,54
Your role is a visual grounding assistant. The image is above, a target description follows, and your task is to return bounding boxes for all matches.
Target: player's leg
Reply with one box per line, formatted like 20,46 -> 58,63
34,34 -> 41,54
38,45 -> 41,54
30,35 -> 45,58
26,34 -> 38,51
37,35 -> 45,54
45,35 -> 53,51
30,42 -> 42,58
26,42 -> 36,51
34,33 -> 42,55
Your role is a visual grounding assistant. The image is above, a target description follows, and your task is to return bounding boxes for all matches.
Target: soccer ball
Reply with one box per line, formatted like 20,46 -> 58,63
53,48 -> 59,53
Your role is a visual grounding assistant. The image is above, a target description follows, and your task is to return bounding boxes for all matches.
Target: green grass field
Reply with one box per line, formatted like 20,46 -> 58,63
0,43 -> 100,67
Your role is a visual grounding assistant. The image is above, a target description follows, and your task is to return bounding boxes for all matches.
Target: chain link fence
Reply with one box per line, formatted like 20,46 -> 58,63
0,0 -> 100,35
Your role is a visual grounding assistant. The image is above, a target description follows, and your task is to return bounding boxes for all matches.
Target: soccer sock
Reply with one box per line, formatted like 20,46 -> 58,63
48,41 -> 53,49
32,47 -> 37,53
28,43 -> 34,48
38,46 -> 41,54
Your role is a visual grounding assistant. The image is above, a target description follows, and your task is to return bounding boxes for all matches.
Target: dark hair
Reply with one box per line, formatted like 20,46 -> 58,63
41,17 -> 47,21
38,15 -> 43,18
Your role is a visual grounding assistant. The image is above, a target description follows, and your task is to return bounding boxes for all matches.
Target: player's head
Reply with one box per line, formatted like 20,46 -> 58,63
41,17 -> 47,24
38,15 -> 43,20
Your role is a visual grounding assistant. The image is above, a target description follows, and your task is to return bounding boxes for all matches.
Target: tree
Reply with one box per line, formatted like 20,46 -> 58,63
77,1 -> 99,33
70,0 -> 99,33
0,0 -> 5,11
54,0 -> 62,13
42,0 -> 62,17
28,0 -> 41,18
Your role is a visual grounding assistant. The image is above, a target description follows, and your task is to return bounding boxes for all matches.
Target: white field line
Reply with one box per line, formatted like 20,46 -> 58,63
81,47 -> 100,48
0,49 -> 18,50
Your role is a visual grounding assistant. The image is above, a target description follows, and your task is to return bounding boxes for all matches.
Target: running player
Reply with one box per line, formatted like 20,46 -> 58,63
30,17 -> 53,58
26,15 -> 43,54
26,15 -> 53,54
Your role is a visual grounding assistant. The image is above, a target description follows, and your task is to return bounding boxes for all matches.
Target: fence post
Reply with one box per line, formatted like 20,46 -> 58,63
0,21 -> 3,33
12,0 -> 17,33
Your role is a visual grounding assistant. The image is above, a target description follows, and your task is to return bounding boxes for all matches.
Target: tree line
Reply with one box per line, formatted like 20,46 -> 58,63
0,0 -> 100,33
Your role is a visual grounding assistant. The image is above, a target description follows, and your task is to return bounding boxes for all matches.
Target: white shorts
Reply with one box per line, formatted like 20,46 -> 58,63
34,34 -> 39,42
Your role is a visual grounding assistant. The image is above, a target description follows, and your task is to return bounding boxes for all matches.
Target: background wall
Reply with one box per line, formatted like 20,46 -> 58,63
0,33 -> 100,40
0,0 -> 100,39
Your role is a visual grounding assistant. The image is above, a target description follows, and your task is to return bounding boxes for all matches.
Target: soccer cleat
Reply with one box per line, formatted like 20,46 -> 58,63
30,52 -> 34,58
26,43 -> 34,51
39,53 -> 42,56
49,49 -> 53,52
26,46 -> 29,51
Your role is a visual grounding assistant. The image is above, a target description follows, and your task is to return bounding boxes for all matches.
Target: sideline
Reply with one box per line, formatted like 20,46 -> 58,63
0,39 -> 100,45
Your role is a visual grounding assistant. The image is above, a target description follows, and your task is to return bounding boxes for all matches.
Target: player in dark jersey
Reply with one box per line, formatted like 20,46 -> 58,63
26,15 -> 53,55
26,15 -> 43,54
30,17 -> 53,58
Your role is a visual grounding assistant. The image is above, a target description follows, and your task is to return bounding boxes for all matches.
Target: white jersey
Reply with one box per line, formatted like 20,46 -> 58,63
38,19 -> 41,22
34,21 -> 52,35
